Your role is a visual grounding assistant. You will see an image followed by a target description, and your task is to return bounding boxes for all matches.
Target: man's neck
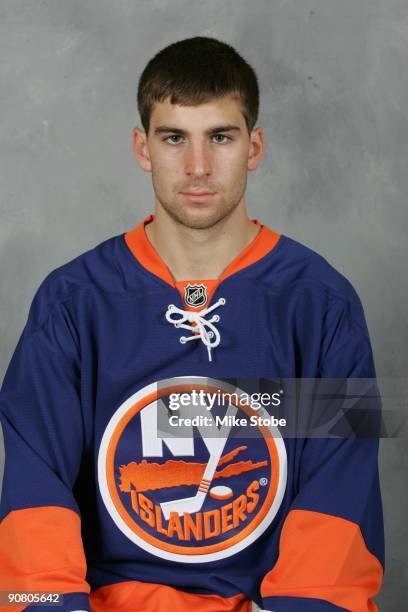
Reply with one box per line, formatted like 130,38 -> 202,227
145,202 -> 260,281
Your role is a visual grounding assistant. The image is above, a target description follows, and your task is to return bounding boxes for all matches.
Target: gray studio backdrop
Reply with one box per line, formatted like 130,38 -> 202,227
1,1 -> 407,609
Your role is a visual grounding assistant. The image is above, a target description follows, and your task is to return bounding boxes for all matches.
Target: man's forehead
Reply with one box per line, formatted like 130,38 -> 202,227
149,95 -> 245,128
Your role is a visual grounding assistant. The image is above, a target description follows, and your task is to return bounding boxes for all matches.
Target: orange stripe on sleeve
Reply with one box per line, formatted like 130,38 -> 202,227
90,580 -> 252,612
0,506 -> 90,609
260,509 -> 383,612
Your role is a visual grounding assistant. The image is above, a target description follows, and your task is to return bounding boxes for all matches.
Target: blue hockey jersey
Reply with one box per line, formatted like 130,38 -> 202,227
0,215 -> 384,611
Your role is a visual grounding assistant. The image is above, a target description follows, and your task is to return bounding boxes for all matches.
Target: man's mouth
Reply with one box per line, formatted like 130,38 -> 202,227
180,191 -> 217,201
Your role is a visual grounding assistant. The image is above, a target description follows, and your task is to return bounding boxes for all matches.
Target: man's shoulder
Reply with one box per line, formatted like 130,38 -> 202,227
28,232 -> 127,327
272,233 -> 361,305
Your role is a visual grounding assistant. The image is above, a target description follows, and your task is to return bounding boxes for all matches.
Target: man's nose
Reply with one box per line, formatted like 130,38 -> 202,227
184,142 -> 212,177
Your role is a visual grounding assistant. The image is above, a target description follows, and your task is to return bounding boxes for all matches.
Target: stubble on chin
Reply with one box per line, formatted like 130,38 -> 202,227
158,196 -> 241,231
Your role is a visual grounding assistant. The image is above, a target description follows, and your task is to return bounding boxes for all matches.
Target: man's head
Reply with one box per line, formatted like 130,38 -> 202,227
132,37 -> 264,230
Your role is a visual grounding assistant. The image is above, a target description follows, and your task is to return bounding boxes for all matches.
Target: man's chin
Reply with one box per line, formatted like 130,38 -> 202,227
164,204 -> 231,231
176,212 -> 228,231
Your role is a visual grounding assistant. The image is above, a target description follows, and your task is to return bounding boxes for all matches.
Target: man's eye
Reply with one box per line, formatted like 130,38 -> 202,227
212,134 -> 231,143
164,134 -> 231,145
165,135 -> 183,144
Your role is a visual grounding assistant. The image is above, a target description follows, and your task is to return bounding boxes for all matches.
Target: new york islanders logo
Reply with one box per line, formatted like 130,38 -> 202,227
98,377 -> 287,563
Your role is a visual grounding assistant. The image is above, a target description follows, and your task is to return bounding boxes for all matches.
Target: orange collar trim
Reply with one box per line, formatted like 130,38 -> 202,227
124,214 -> 281,289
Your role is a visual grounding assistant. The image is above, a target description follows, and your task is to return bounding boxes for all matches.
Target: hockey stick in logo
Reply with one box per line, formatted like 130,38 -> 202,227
160,403 -> 237,519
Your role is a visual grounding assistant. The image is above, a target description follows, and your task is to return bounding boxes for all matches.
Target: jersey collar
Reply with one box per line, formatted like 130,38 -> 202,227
124,214 -> 280,305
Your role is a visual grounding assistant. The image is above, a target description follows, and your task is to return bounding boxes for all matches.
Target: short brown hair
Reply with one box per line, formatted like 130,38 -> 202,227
137,37 -> 259,135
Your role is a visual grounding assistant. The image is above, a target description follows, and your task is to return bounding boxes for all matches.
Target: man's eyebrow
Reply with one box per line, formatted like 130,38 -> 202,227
154,125 -> 241,136
207,125 -> 241,135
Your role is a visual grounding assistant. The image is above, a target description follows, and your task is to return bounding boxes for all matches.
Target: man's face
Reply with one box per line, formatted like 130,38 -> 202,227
133,95 -> 264,230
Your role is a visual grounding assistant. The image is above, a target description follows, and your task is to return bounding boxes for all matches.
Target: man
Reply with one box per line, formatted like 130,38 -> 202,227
0,37 -> 384,611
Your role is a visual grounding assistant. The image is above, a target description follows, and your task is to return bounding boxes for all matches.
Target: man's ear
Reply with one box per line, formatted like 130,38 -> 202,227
247,126 -> 265,172
132,127 -> 152,172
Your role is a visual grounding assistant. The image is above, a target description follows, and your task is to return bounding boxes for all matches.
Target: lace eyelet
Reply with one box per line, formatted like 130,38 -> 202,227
165,300 -> 223,362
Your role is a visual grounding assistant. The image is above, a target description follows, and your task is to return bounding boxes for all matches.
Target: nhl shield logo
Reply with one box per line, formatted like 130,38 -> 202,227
184,284 -> 207,308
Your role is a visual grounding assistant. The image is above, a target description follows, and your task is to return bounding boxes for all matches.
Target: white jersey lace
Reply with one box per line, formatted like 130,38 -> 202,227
165,297 -> 226,362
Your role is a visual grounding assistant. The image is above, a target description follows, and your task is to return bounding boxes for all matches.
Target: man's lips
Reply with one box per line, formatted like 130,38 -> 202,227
180,191 -> 216,195
180,191 -> 217,201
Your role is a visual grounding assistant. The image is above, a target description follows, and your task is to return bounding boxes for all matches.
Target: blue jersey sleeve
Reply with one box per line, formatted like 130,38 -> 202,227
0,282 -> 91,612
260,290 -> 384,611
